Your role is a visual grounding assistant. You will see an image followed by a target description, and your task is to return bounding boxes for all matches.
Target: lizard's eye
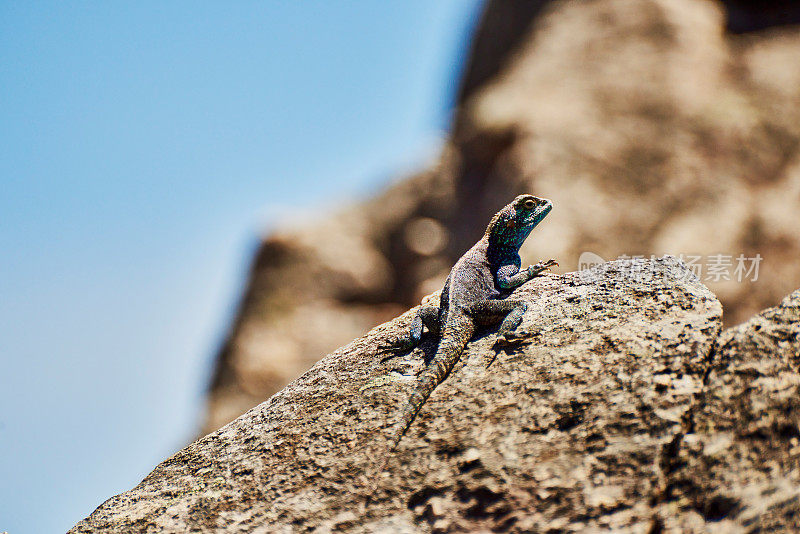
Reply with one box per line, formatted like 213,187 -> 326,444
523,199 -> 536,210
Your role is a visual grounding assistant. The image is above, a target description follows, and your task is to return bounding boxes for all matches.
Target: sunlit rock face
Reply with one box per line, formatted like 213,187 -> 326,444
72,260 -> 800,532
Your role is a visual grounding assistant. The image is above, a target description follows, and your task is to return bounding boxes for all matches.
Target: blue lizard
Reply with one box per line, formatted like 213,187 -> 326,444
383,194 -> 556,455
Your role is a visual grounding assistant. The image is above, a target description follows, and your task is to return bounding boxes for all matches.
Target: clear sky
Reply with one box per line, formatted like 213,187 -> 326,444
0,2 -> 481,532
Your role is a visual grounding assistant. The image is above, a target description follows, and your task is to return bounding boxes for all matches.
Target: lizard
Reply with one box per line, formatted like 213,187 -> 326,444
374,193 -> 557,469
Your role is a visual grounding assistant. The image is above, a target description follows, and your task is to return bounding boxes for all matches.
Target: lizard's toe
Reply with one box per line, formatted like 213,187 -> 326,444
378,336 -> 416,353
493,333 -> 524,349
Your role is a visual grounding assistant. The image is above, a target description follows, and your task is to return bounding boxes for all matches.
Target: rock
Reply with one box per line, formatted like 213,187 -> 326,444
204,0 -> 800,433
654,287 -> 800,532
73,257 -> 758,532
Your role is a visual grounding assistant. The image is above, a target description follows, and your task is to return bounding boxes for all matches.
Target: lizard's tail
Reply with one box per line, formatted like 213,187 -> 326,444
390,316 -> 474,451
369,317 -> 475,501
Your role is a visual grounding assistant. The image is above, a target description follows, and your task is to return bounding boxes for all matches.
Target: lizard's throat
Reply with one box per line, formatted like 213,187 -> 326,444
488,225 -> 535,250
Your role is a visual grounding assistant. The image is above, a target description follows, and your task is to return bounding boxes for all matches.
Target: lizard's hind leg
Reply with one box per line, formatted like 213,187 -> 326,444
381,306 -> 441,355
496,302 -> 527,337
466,299 -> 528,337
467,299 -> 526,330
467,299 -> 529,364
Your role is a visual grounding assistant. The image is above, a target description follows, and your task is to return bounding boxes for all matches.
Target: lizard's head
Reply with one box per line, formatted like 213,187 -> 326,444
485,194 -> 552,248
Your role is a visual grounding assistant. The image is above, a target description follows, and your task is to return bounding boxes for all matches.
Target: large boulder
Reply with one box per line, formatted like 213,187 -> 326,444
78,257 -> 800,532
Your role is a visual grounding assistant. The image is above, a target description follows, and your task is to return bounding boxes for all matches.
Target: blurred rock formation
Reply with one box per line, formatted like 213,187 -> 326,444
203,0 -> 800,434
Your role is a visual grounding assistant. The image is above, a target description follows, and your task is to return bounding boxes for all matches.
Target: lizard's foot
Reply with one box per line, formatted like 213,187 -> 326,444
528,258 -> 559,277
487,332 -> 527,368
377,336 -> 417,357
378,343 -> 420,365
380,348 -> 417,364
492,325 -> 532,354
492,332 -> 526,350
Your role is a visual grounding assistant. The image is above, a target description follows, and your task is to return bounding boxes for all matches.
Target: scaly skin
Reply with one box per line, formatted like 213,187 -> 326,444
381,194 -> 556,457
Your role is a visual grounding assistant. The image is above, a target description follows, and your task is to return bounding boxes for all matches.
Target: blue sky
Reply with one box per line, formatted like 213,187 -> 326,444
0,2 -> 481,532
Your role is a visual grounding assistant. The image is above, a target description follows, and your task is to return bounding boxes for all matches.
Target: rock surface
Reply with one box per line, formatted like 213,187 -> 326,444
205,0 -> 800,434
656,285 -> 800,532
75,257 -> 800,533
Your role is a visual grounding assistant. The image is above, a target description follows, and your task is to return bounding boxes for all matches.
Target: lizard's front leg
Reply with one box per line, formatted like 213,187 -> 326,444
496,259 -> 558,290
496,257 -> 557,290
